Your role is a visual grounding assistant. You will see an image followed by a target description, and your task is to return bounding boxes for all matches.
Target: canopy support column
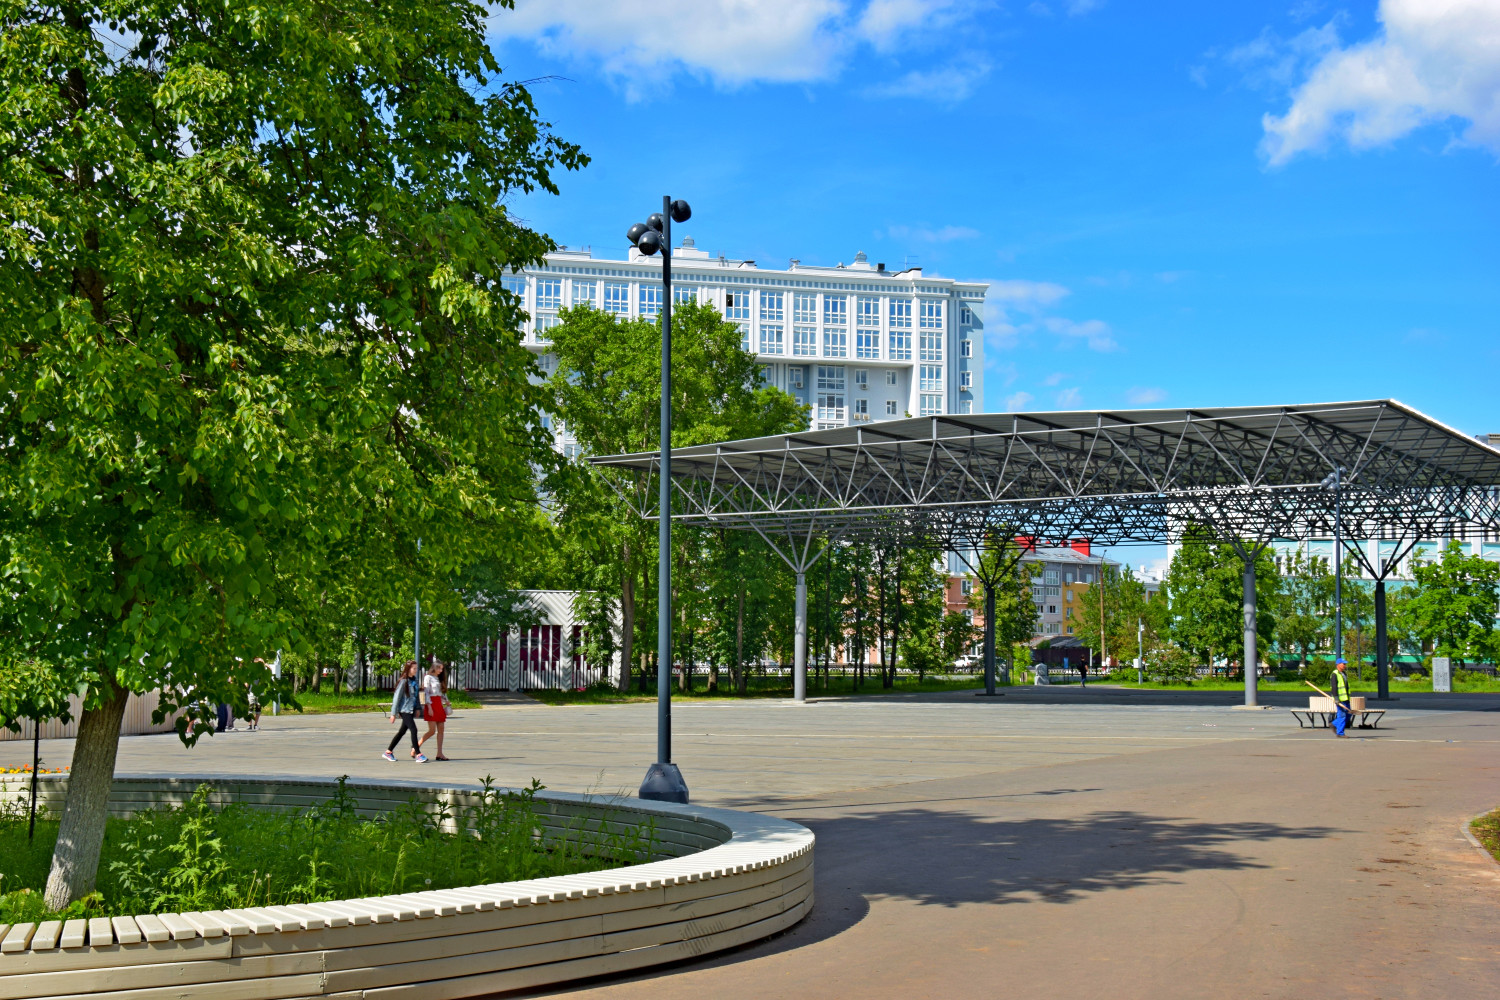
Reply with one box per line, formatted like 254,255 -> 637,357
1375,579 -> 1389,700
983,578 -> 998,696
794,571 -> 808,703
1242,557 -> 1258,707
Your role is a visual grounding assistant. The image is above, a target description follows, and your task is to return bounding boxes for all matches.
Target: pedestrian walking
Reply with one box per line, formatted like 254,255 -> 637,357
418,661 -> 452,761
1331,658 -> 1353,737
383,661 -> 426,762
216,701 -> 235,732
246,685 -> 261,731
1078,662 -> 1088,688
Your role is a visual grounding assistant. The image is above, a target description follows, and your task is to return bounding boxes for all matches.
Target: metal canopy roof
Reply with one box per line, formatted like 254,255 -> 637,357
590,400 -> 1500,550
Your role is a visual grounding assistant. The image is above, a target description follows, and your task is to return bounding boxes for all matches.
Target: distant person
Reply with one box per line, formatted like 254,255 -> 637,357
216,701 -> 235,733
419,661 -> 452,761
1331,658 -> 1353,738
1078,662 -> 1088,688
246,685 -> 261,731
383,661 -> 426,762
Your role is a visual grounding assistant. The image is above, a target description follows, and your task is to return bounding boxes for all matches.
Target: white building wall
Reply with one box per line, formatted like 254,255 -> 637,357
512,242 -> 987,444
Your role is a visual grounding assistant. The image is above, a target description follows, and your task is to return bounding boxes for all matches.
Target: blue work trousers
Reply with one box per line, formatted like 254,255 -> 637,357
1333,702 -> 1350,736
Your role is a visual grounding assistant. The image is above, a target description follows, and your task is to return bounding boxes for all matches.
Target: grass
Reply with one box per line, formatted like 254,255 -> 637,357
1471,808 -> 1500,865
526,672 -> 989,705
1104,672 -> 1500,693
0,776 -> 654,923
282,688 -> 483,714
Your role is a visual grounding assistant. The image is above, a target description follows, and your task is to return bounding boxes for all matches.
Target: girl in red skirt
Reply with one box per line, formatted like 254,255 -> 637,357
418,661 -> 452,761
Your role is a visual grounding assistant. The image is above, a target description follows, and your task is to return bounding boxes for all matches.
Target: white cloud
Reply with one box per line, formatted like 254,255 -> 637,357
857,0 -> 977,50
1041,371 -> 1066,387
495,0 -> 991,99
1259,0 -> 1500,165
1125,386 -> 1167,405
1055,387 -> 1084,408
867,53 -> 992,101
987,279 -> 1070,307
886,223 -> 982,242
1005,391 -> 1034,411
1044,317 -> 1117,351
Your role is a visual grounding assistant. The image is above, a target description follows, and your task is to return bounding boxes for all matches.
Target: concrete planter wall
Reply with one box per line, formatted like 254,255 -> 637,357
0,774 -> 814,999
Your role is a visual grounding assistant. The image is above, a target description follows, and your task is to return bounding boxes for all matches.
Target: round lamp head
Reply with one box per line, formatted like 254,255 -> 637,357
626,222 -> 648,246
646,212 -> 665,232
637,229 -> 662,255
670,199 -> 692,223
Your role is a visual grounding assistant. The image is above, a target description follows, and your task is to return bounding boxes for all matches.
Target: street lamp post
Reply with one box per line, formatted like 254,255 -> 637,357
1321,467 -> 1347,664
628,196 -> 693,804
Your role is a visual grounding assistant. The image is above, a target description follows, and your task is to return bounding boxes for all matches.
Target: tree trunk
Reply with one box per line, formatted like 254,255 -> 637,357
44,672 -> 130,909
734,585 -> 745,695
619,543 -> 635,692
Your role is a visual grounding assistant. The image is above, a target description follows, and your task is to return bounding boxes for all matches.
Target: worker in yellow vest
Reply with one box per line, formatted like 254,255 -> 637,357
1331,658 -> 1353,737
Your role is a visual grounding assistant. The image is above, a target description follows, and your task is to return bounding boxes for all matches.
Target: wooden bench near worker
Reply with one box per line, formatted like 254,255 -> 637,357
1290,694 -> 1385,730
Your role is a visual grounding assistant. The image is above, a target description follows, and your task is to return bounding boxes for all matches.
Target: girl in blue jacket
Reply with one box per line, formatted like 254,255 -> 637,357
383,661 -> 426,762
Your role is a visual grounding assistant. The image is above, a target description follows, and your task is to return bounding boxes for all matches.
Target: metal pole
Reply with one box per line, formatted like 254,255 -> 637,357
1242,556 -> 1258,707
640,196 -> 688,803
1137,617 -> 1143,684
794,570 -> 807,702
1333,469 -> 1343,662
1375,578 -> 1389,699
28,717 -> 39,840
658,195 -> 672,759
982,577 -> 997,695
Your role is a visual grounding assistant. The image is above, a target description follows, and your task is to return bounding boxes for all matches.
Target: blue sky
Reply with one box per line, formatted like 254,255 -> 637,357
491,0 -> 1499,443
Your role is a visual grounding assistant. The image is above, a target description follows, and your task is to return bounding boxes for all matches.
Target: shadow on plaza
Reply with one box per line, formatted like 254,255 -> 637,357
525,802 -> 1342,997
811,685 -> 1500,712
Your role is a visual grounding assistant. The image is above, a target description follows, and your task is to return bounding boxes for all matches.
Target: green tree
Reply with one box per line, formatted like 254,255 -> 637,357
1273,549 -> 1333,669
968,549 -> 1041,684
0,0 -> 581,907
1160,528 -> 1278,674
1070,564 -> 1153,669
546,300 -> 803,692
1398,542 -> 1500,665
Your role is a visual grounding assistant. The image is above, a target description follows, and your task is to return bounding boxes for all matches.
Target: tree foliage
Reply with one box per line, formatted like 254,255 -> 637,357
1396,541 -> 1500,665
0,0 -> 582,906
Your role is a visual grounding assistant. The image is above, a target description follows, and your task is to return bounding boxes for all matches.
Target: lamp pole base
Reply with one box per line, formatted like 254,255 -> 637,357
638,762 -> 690,804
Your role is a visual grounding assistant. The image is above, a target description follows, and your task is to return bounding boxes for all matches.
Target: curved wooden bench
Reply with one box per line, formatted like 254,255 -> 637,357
0,774 -> 814,999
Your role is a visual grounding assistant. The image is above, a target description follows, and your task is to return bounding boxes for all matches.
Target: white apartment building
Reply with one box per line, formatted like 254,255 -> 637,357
506,240 -> 987,443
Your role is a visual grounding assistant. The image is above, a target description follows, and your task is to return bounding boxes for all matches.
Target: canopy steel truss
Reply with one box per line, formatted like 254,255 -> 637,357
592,400 -> 1500,704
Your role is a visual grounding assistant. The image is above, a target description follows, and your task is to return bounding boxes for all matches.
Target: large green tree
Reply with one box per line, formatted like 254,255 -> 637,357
1398,542 -> 1500,665
546,300 -> 803,690
0,0 -> 582,907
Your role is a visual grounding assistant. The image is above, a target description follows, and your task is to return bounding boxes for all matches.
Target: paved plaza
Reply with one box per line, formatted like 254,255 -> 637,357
5,688 -> 1498,998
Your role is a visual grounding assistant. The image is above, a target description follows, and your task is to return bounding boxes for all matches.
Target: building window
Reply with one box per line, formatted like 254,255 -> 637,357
740,325 -> 751,351
1066,626 -> 1074,635
885,400 -> 898,415
760,324 -> 784,354
536,278 -> 562,310
762,291 -> 784,322
920,364 -> 943,392
920,393 -> 942,416
758,364 -> 772,386
961,304 -> 973,325
823,327 -> 847,358
725,289 -> 752,323
961,579 -> 972,595
857,297 -> 880,327
889,300 -> 912,361
790,367 -> 804,389
1082,570 -> 1093,583
960,338 -> 972,358
1065,589 -> 1072,602
572,280 -> 598,308
793,293 -> 817,324
502,275 -> 527,298
1047,605 -> 1058,615
856,328 -> 879,359
960,370 -> 972,389
1044,570 -> 1059,585
920,300 -> 944,361
674,285 -> 699,305
604,282 -> 630,316
534,312 -> 560,341
816,365 -> 846,423
1065,571 -> 1074,584
824,295 -> 848,327
793,325 -> 816,356
885,370 -> 897,386
854,397 -> 868,417
854,369 -> 868,388
639,284 -> 662,320
961,400 -> 974,414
